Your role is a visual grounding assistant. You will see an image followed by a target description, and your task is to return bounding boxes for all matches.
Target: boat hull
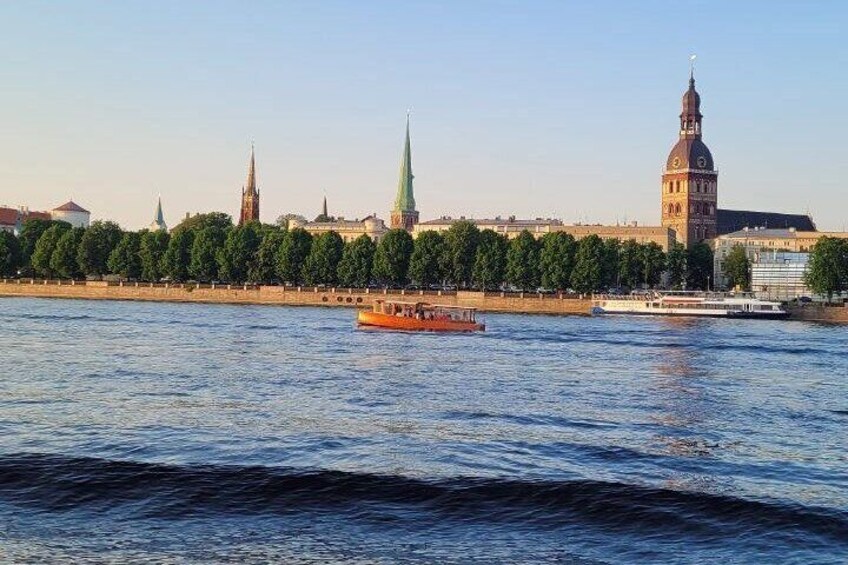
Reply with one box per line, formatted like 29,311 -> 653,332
357,310 -> 485,332
592,306 -> 789,319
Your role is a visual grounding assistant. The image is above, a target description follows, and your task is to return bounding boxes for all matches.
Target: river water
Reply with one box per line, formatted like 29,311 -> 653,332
0,297 -> 846,564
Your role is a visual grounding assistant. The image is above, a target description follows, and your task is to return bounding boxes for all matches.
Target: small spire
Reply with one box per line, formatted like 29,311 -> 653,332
322,195 -> 328,219
689,54 -> 697,85
246,143 -> 256,193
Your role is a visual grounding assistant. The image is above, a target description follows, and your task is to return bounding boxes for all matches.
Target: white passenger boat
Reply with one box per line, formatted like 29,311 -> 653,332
592,291 -> 788,319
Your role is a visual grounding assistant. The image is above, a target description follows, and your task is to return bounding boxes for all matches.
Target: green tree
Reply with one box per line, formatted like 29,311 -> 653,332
0,231 -> 22,277
189,226 -> 227,282
172,212 -> 233,235
50,227 -> 85,279
441,220 -> 480,288
337,234 -> 376,288
160,229 -> 194,282
571,235 -> 605,294
473,229 -> 508,290
804,236 -> 848,302
106,231 -> 143,279
302,231 -> 344,285
31,223 -> 71,278
76,221 -> 123,277
640,242 -> 666,288
217,222 -> 261,283
250,228 -> 285,284
19,219 -> 68,275
372,228 -> 414,286
139,230 -> 170,282
686,242 -> 713,290
600,238 -> 621,289
505,230 -> 541,291
408,230 -> 445,287
276,228 -> 313,285
723,244 -> 750,290
539,232 -> 576,291
618,239 -> 643,289
666,242 -> 687,289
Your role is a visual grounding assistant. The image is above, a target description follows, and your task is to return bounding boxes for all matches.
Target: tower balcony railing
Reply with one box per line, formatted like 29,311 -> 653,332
662,168 -> 719,175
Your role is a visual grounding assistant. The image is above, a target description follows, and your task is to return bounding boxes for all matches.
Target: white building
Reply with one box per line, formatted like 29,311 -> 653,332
751,252 -> 811,301
51,201 -> 90,228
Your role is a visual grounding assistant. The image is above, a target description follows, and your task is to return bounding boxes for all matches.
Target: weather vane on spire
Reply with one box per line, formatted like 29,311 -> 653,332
689,54 -> 697,79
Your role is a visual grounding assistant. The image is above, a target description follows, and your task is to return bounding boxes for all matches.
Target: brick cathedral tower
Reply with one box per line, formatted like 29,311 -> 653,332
390,114 -> 419,231
239,144 -> 260,225
661,63 -> 718,247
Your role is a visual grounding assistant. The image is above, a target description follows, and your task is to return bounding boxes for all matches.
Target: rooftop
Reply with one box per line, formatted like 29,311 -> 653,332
53,200 -> 90,213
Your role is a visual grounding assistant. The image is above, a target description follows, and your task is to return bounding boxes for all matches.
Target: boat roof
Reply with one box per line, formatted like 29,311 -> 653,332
374,299 -> 476,311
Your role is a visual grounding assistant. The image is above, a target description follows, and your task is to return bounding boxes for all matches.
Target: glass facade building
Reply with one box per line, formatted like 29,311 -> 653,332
751,252 -> 810,301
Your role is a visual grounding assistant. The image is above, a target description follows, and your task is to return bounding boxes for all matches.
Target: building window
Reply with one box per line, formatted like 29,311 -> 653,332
696,181 -> 701,193
675,203 -> 681,215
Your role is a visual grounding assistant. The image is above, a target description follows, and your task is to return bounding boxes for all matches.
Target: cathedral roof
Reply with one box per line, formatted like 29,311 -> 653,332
716,209 -> 816,235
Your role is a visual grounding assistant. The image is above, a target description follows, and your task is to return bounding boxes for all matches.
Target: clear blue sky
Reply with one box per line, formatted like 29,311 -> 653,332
1,1 -> 846,230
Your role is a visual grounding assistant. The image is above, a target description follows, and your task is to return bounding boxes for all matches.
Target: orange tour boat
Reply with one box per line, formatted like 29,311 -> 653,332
357,300 -> 485,332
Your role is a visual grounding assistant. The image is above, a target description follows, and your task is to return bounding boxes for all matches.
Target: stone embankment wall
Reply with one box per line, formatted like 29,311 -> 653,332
0,279 -> 593,316
785,303 -> 848,323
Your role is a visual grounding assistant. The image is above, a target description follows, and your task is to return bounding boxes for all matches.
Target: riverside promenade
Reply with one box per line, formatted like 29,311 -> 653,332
0,279 -> 593,316
3,279 -> 845,321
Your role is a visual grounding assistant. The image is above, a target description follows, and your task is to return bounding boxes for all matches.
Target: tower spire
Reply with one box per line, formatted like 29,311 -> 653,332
239,142 -> 260,225
246,142 -> 256,193
394,112 -> 415,212
390,112 -> 419,231
322,195 -> 328,219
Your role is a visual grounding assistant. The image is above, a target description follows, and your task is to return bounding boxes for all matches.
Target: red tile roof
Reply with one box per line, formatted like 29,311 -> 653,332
53,201 -> 89,213
0,207 -> 18,226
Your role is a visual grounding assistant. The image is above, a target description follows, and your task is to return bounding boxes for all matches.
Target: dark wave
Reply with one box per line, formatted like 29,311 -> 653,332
1,453 -> 845,542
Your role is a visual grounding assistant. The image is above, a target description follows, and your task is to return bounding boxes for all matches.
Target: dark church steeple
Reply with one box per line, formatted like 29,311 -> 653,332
239,143 -> 260,225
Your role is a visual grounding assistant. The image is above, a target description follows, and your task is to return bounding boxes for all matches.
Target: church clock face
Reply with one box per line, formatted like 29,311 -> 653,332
672,157 -> 681,168
697,156 -> 706,168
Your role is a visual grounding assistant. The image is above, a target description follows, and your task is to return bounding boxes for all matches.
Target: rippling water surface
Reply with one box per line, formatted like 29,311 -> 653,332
1,297 -> 846,563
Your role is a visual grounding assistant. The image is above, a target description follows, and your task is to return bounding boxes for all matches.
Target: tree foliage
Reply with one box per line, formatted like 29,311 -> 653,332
641,242 -> 666,287
723,244 -> 750,290
189,226 -> 227,282
473,229 -> 508,291
139,230 -> 170,282
250,228 -> 285,284
804,236 -> 848,301
441,221 -> 480,288
686,242 -> 713,290
505,230 -> 541,291
618,239 -> 643,289
31,223 -> 71,278
106,231 -> 142,280
303,231 -> 344,286
77,221 -> 123,277
666,242 -> 687,289
160,229 -> 194,282
172,212 -> 233,235
570,235 -> 605,294
50,227 -> 85,279
19,218 -> 64,272
337,235 -> 375,288
217,222 -> 261,283
372,228 -> 414,286
0,231 -> 22,277
408,230 -> 444,287
276,228 -> 312,285
539,232 -> 576,291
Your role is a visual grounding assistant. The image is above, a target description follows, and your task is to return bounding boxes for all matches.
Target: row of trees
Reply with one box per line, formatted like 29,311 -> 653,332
1,215 -> 717,293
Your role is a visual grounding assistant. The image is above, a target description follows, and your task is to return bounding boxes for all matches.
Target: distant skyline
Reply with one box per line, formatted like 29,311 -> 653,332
1,1 -> 846,230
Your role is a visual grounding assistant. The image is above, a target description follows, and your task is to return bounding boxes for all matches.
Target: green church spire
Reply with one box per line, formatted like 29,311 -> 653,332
394,114 -> 415,212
